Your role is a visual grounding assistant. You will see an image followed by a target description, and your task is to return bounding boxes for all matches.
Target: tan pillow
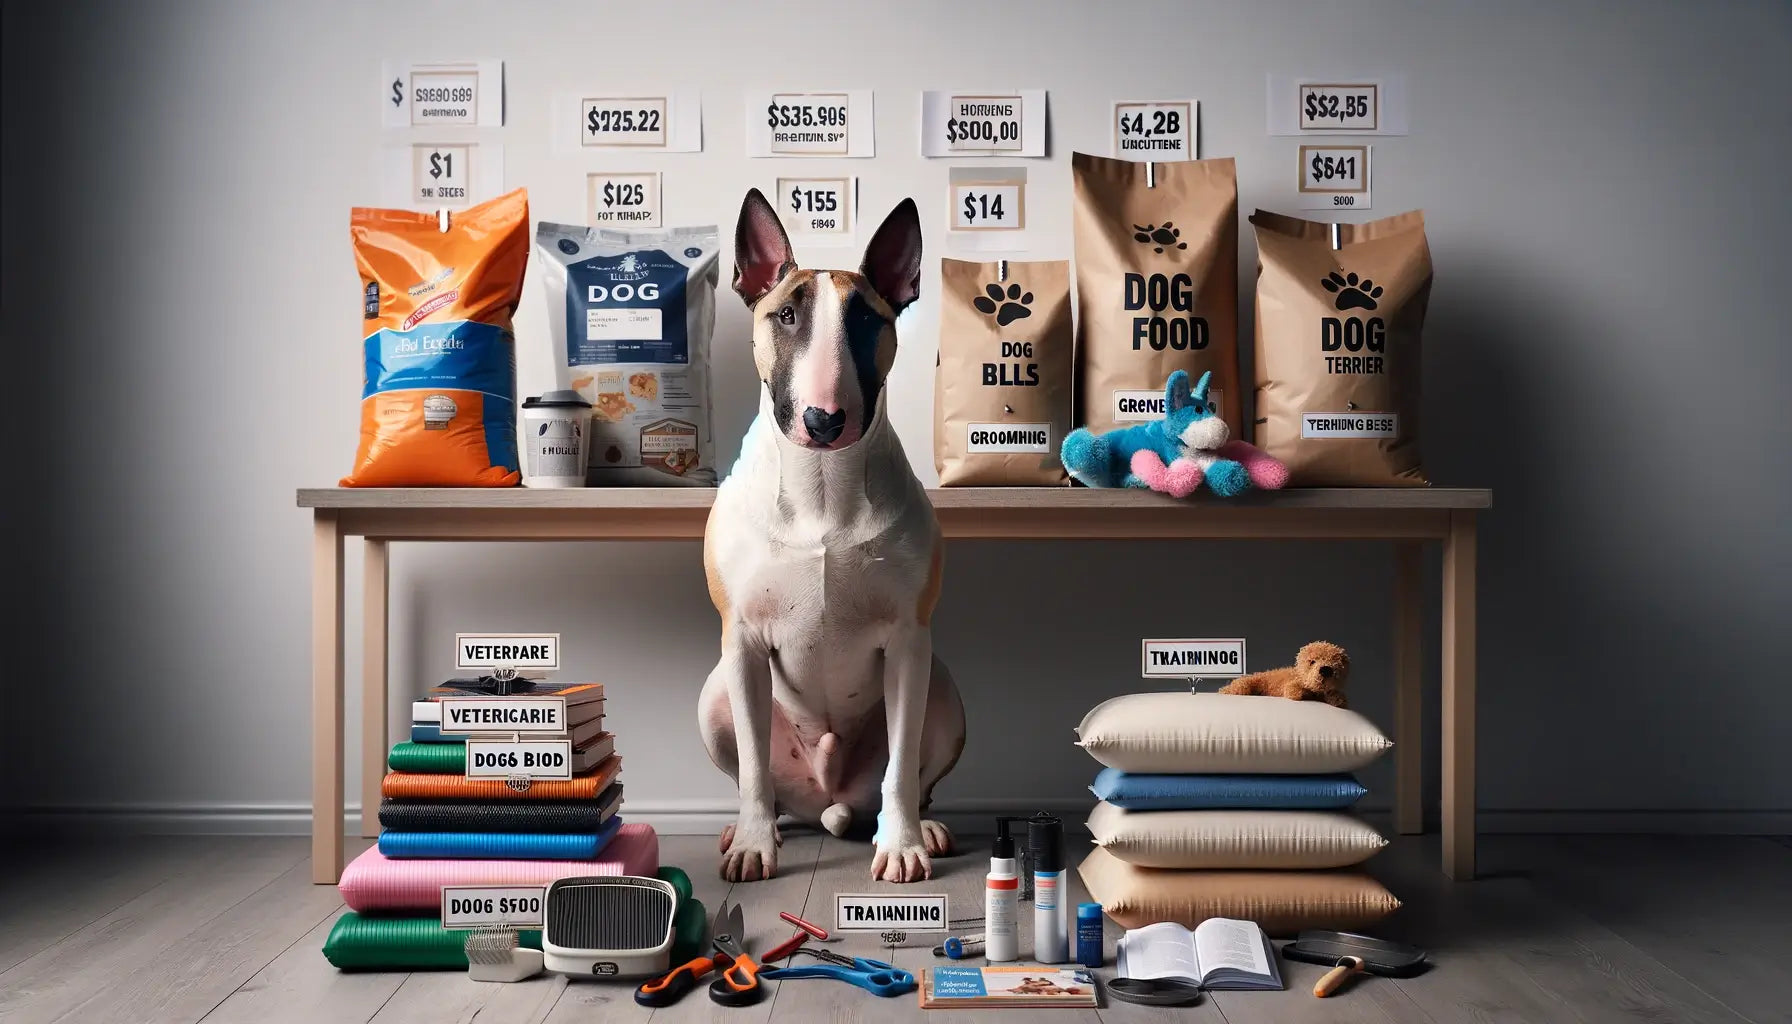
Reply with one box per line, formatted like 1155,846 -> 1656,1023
1087,802 -> 1387,869
1078,847 -> 1399,936
1076,692 -> 1391,773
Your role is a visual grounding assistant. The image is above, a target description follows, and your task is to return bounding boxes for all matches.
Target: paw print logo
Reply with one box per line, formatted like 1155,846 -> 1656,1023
1322,271 -> 1383,311
973,282 -> 1033,327
1133,222 -> 1186,254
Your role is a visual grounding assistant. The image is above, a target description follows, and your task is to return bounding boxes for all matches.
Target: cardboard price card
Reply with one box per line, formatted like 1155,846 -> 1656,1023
1297,145 -> 1371,210
1112,100 -> 1197,161
776,176 -> 856,241
553,89 -> 703,153
746,90 -> 875,157
1267,73 -> 1409,135
588,172 -> 662,228
920,90 -> 1047,158
382,59 -> 504,127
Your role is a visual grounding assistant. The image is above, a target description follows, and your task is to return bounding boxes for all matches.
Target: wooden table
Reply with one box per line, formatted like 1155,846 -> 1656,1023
298,486 -> 1490,884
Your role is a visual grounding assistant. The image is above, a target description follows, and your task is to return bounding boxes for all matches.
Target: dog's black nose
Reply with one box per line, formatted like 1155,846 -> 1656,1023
803,406 -> 847,444
1319,665 -> 1334,678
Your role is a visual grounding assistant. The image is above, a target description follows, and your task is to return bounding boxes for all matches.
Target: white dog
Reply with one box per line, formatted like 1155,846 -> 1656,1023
698,190 -> 966,884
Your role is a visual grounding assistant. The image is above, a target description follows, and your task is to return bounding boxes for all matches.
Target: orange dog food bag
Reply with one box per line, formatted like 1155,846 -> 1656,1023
342,189 -> 530,487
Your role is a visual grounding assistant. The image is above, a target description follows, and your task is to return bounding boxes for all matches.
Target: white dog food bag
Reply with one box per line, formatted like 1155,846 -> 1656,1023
536,221 -> 720,485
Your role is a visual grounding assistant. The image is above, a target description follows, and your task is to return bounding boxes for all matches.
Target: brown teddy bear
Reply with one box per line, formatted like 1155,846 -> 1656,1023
1219,641 -> 1350,708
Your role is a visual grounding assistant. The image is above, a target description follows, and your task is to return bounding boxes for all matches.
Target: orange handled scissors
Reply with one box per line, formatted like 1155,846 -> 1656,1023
634,951 -> 729,1008
708,899 -> 766,1006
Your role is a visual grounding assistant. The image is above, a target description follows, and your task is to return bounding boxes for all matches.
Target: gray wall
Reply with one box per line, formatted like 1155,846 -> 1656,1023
4,0 -> 1788,835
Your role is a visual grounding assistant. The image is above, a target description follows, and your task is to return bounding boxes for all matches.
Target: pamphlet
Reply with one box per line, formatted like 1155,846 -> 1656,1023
920,965 -> 1099,1007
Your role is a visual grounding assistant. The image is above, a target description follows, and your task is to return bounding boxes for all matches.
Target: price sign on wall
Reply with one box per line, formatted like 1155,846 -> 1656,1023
1112,100 -> 1196,161
412,144 -> 471,207
950,174 -> 1025,232
1297,145 -> 1371,210
383,144 -> 503,210
776,176 -> 855,240
581,97 -> 667,147
587,172 -> 662,228
1267,74 -> 1408,135
1298,84 -> 1378,132
921,90 -> 1047,158
552,89 -> 701,153
382,59 -> 504,127
746,90 -> 874,157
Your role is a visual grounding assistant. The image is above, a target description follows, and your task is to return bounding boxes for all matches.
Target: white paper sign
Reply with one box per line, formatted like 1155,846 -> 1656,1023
1114,388 -> 1224,423
587,172 -> 662,229
456,633 -> 560,671
1141,639 -> 1248,679
1297,145 -> 1371,210
381,144 -> 504,210
966,423 -> 1052,454
413,144 -> 470,207
949,166 -> 1026,234
1302,413 -> 1398,438
835,894 -> 949,933
921,90 -> 1046,157
465,738 -> 576,780
776,176 -> 855,240
439,697 -> 569,735
553,89 -> 702,153
746,90 -> 874,157
1112,100 -> 1196,161
382,59 -> 504,127
441,886 -> 546,930
1268,74 -> 1408,135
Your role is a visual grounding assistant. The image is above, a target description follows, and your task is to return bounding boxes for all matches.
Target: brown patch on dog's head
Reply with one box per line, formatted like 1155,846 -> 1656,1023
1295,641 -> 1350,699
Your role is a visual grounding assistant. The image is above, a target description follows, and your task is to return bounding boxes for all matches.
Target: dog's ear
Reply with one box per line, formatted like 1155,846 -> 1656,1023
734,188 -> 796,309
860,198 -> 922,315
1164,370 -> 1192,412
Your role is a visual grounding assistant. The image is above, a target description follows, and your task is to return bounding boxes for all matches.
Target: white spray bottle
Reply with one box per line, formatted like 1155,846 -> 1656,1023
985,817 -> 1022,962
1028,812 -> 1068,963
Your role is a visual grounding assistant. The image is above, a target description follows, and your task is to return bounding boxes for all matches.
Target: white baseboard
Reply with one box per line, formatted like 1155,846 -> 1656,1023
16,801 -> 1792,836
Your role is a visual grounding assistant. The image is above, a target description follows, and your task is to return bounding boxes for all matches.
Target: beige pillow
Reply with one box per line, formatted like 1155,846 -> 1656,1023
1087,802 -> 1387,869
1078,847 -> 1399,936
1076,692 -> 1391,773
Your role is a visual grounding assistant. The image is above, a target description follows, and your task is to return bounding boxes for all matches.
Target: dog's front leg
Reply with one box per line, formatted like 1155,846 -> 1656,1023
872,625 -> 933,882
717,644 -> 782,881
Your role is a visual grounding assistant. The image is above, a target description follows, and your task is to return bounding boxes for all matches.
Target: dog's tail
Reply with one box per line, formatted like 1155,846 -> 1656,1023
815,732 -> 852,837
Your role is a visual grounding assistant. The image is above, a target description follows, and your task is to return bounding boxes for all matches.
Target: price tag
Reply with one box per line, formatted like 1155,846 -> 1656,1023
1267,74 -> 1408,135
776,176 -> 855,239
1112,100 -> 1196,161
412,144 -> 471,207
465,738 -> 575,781
581,97 -> 667,147
1297,145 -> 1371,210
442,886 -> 546,930
456,633 -> 559,671
1141,638 -> 1248,680
382,59 -> 504,127
587,172 -> 662,229
746,90 -> 874,157
953,183 -> 1023,231
921,90 -> 1046,158
1115,388 -> 1224,423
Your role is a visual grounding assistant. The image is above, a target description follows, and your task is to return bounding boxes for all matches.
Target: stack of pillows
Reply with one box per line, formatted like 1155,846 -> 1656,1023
1075,692 -> 1398,936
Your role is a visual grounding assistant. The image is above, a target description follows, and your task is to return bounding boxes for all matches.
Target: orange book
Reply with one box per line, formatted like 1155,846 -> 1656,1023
382,754 -> 620,800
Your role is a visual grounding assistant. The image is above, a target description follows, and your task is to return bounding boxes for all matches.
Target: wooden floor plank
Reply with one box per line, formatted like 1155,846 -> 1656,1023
194,910 -> 403,1024
0,837 -> 198,974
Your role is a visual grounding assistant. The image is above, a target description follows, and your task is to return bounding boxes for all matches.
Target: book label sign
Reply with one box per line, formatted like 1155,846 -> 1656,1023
441,885 -> 546,929
835,893 -> 949,933
465,739 -> 575,780
440,698 -> 569,735
455,632 -> 560,671
1141,638 -> 1248,679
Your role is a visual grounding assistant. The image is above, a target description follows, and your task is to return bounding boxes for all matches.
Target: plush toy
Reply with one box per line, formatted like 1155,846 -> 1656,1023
1060,370 -> 1288,497
1219,641 -> 1350,708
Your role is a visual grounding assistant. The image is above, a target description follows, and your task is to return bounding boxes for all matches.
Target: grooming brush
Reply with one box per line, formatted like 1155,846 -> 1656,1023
464,929 -> 545,982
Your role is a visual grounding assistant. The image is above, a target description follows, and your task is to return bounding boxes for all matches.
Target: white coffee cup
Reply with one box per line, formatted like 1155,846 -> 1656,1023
520,391 -> 592,488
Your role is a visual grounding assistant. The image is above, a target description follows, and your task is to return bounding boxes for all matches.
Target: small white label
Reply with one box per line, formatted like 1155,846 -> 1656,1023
777,176 -> 855,238
412,145 -> 471,207
440,697 -> 568,735
951,182 -> 1025,231
465,739 -> 575,780
383,60 -> 503,128
1302,412 -> 1398,438
1299,83 -> 1378,131
456,633 -> 560,671
1142,638 -> 1248,679
1298,145 -> 1371,210
747,90 -> 873,157
835,894 -> 949,933
588,308 -> 663,342
383,144 -> 503,210
922,90 -> 1046,158
966,422 -> 1051,454
441,886 -> 546,930
1268,74 -> 1408,136
581,97 -> 667,147
587,172 -> 662,228
1112,101 -> 1196,161
1114,388 -> 1224,422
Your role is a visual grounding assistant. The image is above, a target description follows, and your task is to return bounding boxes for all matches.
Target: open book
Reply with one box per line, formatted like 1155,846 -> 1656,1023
1116,919 -> 1284,991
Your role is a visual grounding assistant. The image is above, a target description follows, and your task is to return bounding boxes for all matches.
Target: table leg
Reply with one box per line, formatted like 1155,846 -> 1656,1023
1441,511 -> 1477,880
360,539 -> 389,839
311,511 -> 345,884
1393,541 -> 1424,835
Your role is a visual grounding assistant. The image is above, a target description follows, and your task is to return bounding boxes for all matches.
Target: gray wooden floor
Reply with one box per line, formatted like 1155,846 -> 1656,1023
1,832 -> 1788,1023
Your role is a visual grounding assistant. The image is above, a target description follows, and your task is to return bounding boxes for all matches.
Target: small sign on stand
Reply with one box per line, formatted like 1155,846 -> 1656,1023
1140,638 -> 1248,692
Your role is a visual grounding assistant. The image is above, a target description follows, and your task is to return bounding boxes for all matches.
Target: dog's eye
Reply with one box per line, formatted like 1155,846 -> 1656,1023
777,305 -> 796,325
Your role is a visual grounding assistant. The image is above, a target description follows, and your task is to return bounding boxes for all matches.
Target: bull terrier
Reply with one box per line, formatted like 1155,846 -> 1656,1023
698,189 -> 966,883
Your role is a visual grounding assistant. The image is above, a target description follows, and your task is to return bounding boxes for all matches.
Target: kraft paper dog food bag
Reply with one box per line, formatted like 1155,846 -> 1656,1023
935,258 -> 1073,486
1250,209 -> 1432,486
536,222 -> 720,485
343,189 -> 529,487
1072,153 -> 1239,436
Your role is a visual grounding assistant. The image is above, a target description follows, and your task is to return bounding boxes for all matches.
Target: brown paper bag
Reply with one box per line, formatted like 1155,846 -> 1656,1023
1072,153 -> 1239,436
935,258 -> 1072,486
1250,209 -> 1432,486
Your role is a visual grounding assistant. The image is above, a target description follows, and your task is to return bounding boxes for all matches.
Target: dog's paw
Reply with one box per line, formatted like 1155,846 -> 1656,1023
871,838 -> 934,883
919,819 -> 955,857
719,819 -> 782,882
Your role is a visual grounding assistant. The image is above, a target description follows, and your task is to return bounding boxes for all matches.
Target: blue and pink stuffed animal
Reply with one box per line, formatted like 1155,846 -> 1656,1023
1061,370 -> 1288,497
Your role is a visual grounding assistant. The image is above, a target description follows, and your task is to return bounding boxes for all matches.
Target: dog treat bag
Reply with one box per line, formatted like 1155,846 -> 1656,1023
343,189 -> 529,487
935,258 -> 1073,486
1072,152 -> 1239,436
536,222 -> 720,485
1250,209 -> 1432,486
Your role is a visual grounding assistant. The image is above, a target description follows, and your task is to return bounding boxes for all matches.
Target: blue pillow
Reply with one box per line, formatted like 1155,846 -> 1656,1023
1091,768 -> 1366,810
